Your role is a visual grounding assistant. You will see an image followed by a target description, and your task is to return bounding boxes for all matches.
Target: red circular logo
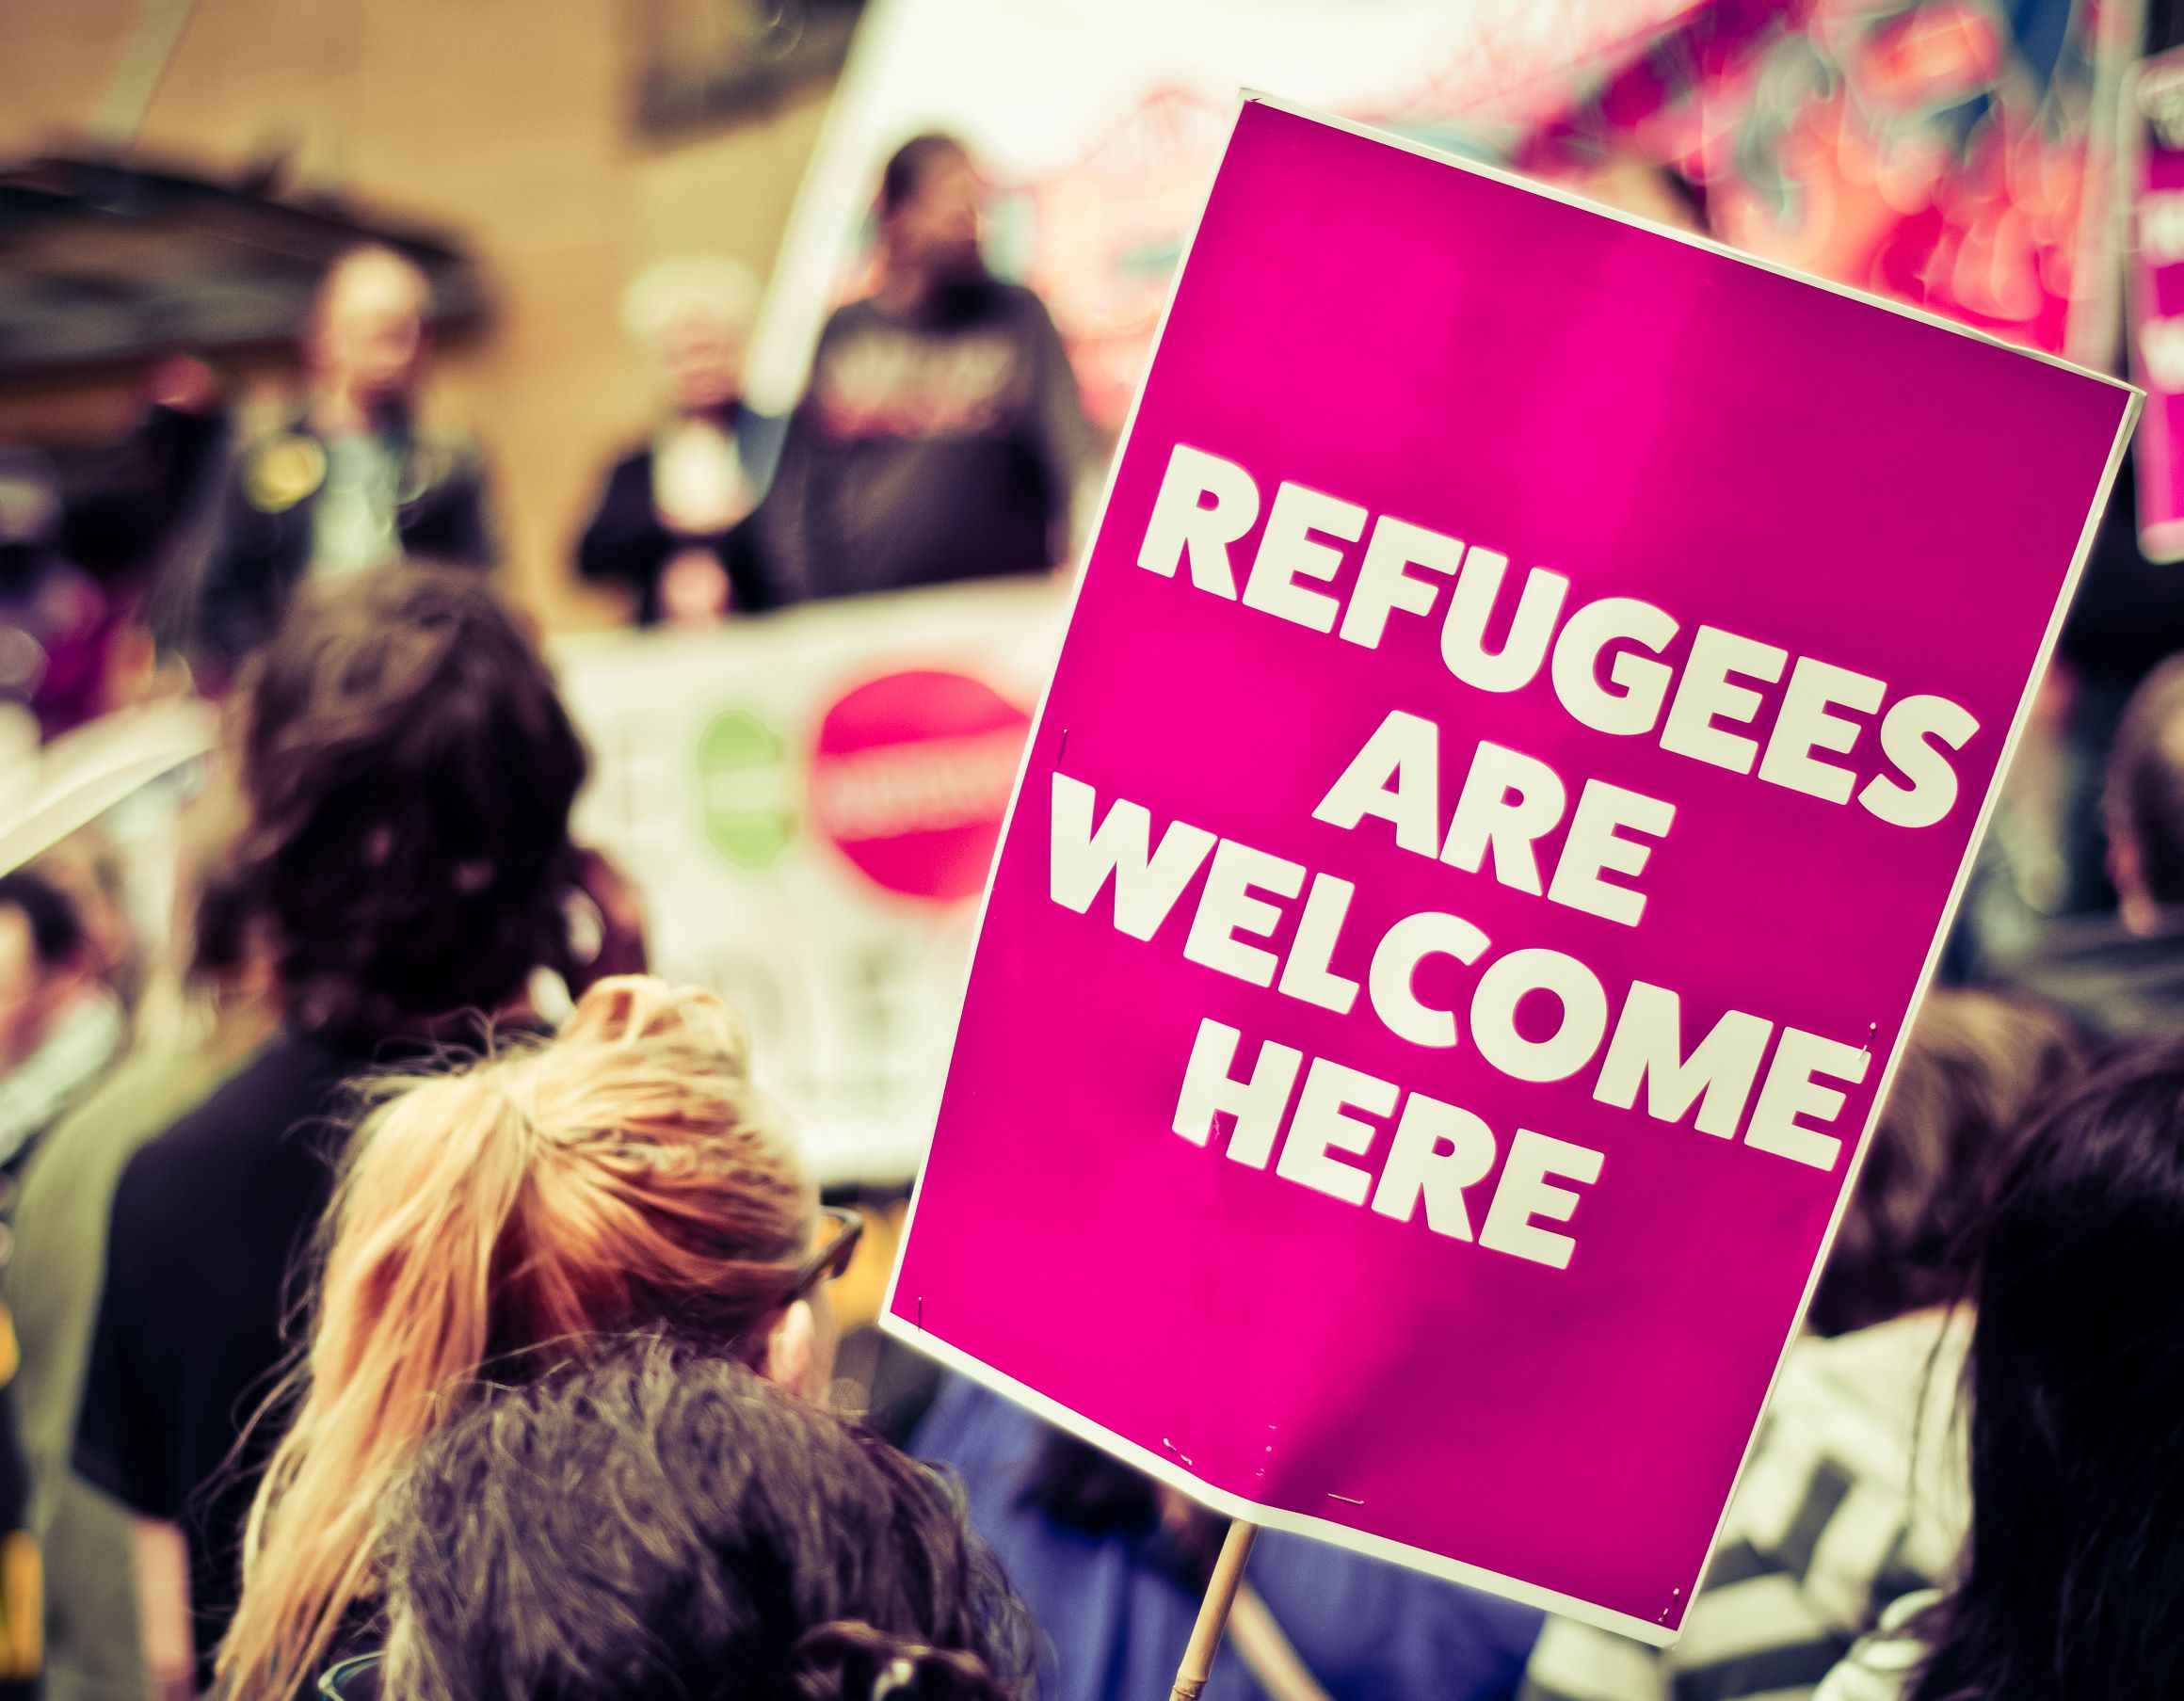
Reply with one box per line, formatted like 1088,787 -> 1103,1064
809,670 -> 1032,901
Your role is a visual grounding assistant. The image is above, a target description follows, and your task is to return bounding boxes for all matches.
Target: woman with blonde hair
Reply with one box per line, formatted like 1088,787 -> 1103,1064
217,973 -> 861,1701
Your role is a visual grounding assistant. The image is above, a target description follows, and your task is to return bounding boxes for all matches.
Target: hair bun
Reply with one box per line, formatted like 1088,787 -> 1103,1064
566,973 -> 752,1068
791,1621 -> 1011,1701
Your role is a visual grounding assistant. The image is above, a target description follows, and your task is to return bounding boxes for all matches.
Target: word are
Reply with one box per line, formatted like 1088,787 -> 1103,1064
1318,710 -> 1673,927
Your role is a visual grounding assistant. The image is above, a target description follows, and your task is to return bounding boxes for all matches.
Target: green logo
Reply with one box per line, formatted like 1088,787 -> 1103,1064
697,709 -> 795,869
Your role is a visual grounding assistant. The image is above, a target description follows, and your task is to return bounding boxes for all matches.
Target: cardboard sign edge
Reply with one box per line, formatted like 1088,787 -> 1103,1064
877,89 -> 2146,1644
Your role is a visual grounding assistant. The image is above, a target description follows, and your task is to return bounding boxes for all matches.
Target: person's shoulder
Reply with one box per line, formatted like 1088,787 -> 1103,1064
584,446 -> 653,509
821,296 -> 885,340
989,281 -> 1062,329
1984,909 -> 2184,1043
1988,907 -> 2149,973
18,1048 -> 217,1214
116,1033 -> 347,1187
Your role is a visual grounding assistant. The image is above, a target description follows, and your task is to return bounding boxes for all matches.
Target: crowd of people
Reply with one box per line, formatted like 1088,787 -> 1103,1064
1,122 -> 2183,1701
0,129 -> 1094,751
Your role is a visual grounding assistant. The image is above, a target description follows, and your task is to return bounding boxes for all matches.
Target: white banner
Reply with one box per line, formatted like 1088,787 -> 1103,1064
554,577 -> 1067,1183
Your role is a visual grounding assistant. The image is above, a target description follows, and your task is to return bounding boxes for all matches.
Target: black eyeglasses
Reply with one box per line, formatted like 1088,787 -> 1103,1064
786,1204 -> 863,1302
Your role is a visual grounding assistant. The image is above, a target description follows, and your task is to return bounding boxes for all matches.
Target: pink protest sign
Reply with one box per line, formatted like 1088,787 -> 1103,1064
883,98 -> 2136,1640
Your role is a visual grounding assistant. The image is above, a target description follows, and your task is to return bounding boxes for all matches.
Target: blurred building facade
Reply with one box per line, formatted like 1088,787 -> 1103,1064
0,0 -> 832,629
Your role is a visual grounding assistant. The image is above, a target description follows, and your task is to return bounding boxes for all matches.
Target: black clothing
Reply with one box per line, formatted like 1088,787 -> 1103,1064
575,418 -> 783,623
754,279 -> 1094,600
59,402 -> 232,593
193,419 -> 493,673
1987,909 -> 2184,1047
73,1032 -> 404,1690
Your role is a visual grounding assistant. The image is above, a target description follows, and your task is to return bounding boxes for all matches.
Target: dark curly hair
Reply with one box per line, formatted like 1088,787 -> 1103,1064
379,1332 -> 1037,1701
1807,987 -> 2082,1338
233,563 -> 586,1034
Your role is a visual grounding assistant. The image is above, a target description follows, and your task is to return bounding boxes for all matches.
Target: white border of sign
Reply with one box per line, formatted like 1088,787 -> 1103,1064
881,92 -> 2141,1645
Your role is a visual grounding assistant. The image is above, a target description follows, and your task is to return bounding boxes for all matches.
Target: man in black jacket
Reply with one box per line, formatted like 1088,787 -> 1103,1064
192,245 -> 493,680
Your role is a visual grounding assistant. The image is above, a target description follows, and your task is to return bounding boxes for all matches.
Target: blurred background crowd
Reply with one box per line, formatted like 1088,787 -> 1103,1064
5,1 -> 2184,1699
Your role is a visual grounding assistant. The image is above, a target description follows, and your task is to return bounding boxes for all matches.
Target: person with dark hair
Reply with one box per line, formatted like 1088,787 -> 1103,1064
190,246 -> 494,679
1816,1050 -> 2184,1699
0,866 -> 124,1175
1520,988 -> 2082,1701
1990,651 -> 2184,1040
752,132 -> 1098,601
361,1332 -> 1036,1701
72,565 -> 586,1696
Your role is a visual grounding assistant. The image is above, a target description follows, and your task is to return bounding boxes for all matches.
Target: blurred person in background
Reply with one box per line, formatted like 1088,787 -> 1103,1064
1815,1050 -> 2184,1700
576,257 -> 784,624
72,566 -> 583,1697
369,1334 -> 1035,1701
219,975 -> 853,1700
0,870 -> 125,1181
2048,461 -> 2184,918
0,451 -> 121,740
915,1377 -> 1541,1701
1988,652 -> 2184,1043
64,356 -> 234,698
1520,988 -> 2082,1701
754,132 -> 1098,601
8,848 -> 277,1701
190,246 -> 493,679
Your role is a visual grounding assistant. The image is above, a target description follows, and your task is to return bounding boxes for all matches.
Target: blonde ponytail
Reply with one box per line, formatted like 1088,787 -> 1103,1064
218,977 -> 813,1700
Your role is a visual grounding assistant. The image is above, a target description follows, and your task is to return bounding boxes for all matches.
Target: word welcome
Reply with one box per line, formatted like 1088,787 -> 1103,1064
1052,748 -> 1874,1266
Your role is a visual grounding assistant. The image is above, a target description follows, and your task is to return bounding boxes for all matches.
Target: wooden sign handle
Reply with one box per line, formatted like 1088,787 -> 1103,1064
1168,1520 -> 1259,1701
